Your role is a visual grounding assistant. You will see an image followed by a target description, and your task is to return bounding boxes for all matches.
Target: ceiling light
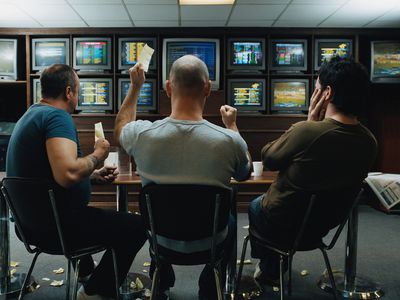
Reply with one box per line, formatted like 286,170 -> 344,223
180,0 -> 235,5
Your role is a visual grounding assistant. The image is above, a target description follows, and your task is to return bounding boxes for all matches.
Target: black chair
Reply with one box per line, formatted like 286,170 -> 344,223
236,187 -> 364,300
1,177 -> 120,300
139,184 -> 235,300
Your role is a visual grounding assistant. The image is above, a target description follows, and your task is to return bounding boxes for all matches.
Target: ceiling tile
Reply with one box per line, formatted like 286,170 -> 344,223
376,5 -> 400,21
124,0 -> 176,3
0,20 -> 41,27
14,0 -> 66,3
274,19 -> 321,27
230,4 -> 286,20
181,20 -> 226,26
319,19 -> 371,27
86,20 -> 133,27
39,20 -> 88,27
133,20 -> 179,26
0,4 -> 32,21
280,4 -> 339,21
72,4 -> 129,20
365,20 -> 400,28
126,4 -> 178,21
291,0 -> 346,3
68,0 -> 121,3
235,0 -> 290,3
19,4 -> 81,21
228,20 -> 274,27
181,5 -> 231,21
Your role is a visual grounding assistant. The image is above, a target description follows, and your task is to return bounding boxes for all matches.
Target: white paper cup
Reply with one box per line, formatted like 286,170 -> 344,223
104,152 -> 118,167
252,161 -> 263,177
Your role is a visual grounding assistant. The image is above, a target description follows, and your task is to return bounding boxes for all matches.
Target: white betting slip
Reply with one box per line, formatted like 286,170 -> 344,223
137,44 -> 154,72
104,152 -> 118,167
94,122 -> 105,142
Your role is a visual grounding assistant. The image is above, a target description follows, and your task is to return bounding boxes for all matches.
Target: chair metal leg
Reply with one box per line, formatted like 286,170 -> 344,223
17,251 -> 41,300
279,255 -> 285,300
111,249 -> 120,300
66,260 -> 71,300
234,235 -> 250,298
149,267 -> 160,300
213,268 -> 223,300
288,255 -> 293,296
72,259 -> 80,300
320,248 -> 340,300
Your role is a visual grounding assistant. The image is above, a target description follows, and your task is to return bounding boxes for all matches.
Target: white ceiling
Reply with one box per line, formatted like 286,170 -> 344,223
0,0 -> 399,28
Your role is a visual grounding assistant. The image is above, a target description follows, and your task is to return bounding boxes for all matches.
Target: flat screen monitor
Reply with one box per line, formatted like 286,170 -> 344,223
270,39 -> 307,72
32,38 -> 69,72
370,41 -> 400,83
0,39 -> 17,81
270,79 -> 309,114
227,79 -> 266,113
32,78 -> 41,104
118,37 -> 156,72
314,39 -> 352,70
73,37 -> 112,72
118,78 -> 157,112
227,38 -> 265,72
162,38 -> 220,90
77,78 -> 113,113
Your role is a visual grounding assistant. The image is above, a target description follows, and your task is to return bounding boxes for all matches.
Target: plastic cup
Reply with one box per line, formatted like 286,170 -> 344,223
252,161 -> 263,177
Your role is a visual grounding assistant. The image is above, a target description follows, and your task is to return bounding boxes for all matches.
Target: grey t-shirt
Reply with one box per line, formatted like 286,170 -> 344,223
120,117 -> 250,189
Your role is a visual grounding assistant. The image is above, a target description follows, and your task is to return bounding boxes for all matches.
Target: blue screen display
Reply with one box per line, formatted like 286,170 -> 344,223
120,81 -> 154,108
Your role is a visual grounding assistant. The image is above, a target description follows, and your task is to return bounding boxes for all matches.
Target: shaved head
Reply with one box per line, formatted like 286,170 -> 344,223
169,55 -> 209,96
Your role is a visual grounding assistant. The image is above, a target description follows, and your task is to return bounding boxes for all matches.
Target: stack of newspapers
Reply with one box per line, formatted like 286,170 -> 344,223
365,172 -> 400,213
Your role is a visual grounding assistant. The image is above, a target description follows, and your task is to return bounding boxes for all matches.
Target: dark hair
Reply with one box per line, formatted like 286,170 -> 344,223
318,57 -> 369,116
40,64 -> 77,99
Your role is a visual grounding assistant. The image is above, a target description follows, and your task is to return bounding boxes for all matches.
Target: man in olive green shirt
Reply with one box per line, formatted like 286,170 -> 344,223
249,57 -> 378,284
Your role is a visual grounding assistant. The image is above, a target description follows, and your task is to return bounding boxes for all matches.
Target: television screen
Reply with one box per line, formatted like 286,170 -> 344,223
270,39 -> 307,71
77,78 -> 113,112
315,39 -> 352,70
118,78 -> 157,112
162,38 -> 220,90
371,41 -> 400,83
0,39 -> 17,81
33,78 -> 41,104
73,37 -> 111,71
227,79 -> 266,113
32,38 -> 69,71
118,38 -> 156,71
270,79 -> 309,113
228,38 -> 265,71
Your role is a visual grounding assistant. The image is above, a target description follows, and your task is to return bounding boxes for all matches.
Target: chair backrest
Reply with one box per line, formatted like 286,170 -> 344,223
1,177 -> 66,254
139,184 -> 233,264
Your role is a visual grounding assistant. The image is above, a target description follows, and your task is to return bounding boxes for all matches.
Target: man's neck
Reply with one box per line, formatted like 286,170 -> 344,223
169,97 -> 204,121
325,105 -> 359,125
40,98 -> 70,113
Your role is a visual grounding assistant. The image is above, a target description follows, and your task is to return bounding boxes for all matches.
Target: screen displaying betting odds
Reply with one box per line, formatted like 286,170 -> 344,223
272,42 -> 305,67
317,41 -> 351,66
0,40 -> 16,74
120,41 -> 154,66
232,42 -> 263,66
231,81 -> 264,107
79,81 -> 110,107
165,41 -> 217,80
34,41 -> 67,67
120,80 -> 154,109
76,41 -> 108,65
271,81 -> 307,109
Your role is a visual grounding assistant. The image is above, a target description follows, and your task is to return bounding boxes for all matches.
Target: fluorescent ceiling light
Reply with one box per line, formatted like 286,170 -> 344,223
180,0 -> 235,5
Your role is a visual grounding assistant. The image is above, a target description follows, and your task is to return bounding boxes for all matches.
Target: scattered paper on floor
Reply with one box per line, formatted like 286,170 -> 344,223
143,262 -> 151,267
50,280 -> 64,287
135,277 -> 144,290
10,261 -> 19,267
300,269 -> 309,276
142,269 -> 148,273
144,289 -> 151,297
242,225 -> 249,229
42,277 -> 50,281
236,259 -> 252,265
273,286 -> 280,292
53,267 -> 64,274
10,269 -> 16,277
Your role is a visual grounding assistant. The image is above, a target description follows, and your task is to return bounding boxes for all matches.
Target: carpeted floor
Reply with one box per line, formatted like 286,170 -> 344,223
7,205 -> 400,299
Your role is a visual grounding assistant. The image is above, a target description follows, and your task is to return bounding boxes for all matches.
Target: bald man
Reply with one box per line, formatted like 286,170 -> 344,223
114,55 -> 251,300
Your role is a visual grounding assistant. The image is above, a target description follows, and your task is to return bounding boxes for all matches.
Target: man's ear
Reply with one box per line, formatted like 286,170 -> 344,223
166,80 -> 172,98
324,85 -> 334,102
65,86 -> 73,100
204,80 -> 211,97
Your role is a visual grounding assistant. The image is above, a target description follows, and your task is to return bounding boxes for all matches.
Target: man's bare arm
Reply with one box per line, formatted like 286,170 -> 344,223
46,137 -> 109,188
114,63 -> 145,146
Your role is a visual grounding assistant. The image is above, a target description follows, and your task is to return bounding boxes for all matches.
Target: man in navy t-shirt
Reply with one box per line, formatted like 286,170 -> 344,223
7,64 -> 146,300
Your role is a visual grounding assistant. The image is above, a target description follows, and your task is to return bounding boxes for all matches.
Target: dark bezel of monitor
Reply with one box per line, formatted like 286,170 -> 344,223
270,79 -> 309,113
227,78 -> 266,113
162,38 -> 220,90
73,37 -> 112,71
370,40 -> 400,83
227,38 -> 266,71
76,78 -> 113,112
314,38 -> 353,71
269,39 -> 308,72
0,38 -> 17,80
117,78 -> 157,112
118,37 -> 157,71
31,38 -> 70,72
32,78 -> 41,104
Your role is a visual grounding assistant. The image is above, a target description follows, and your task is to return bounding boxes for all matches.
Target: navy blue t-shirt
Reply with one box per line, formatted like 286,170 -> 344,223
6,104 -> 91,208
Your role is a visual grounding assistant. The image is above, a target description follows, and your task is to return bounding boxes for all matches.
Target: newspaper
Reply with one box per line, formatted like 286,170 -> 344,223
365,173 -> 400,209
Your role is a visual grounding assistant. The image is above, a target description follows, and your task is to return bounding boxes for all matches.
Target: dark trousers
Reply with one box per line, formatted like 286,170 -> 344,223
248,196 -> 288,279
24,206 -> 147,298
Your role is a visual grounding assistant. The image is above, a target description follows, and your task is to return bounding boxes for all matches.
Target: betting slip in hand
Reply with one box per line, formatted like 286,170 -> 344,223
94,122 -> 105,142
137,44 -> 154,72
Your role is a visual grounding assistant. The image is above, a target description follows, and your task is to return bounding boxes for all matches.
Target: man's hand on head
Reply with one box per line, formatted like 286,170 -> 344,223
129,63 -> 145,90
308,88 -> 329,121
91,165 -> 119,184
220,105 -> 239,132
